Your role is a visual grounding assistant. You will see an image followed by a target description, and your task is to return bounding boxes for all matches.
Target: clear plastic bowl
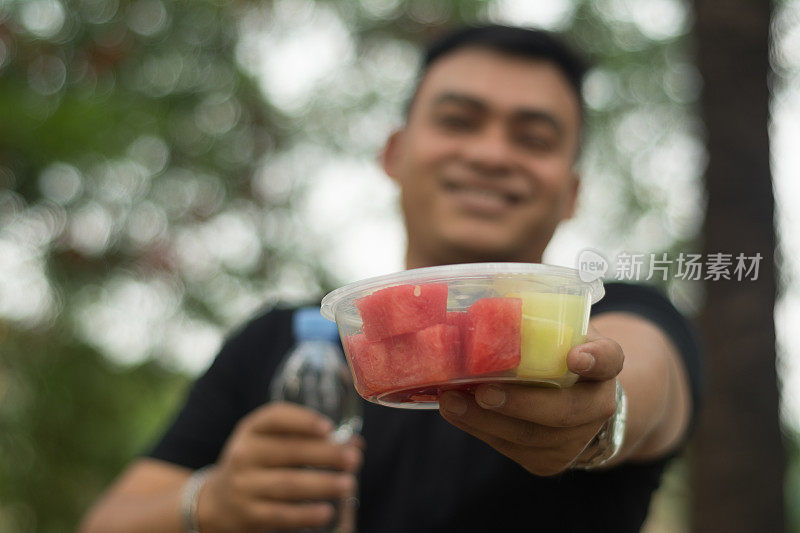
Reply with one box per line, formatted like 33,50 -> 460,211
320,263 -> 604,409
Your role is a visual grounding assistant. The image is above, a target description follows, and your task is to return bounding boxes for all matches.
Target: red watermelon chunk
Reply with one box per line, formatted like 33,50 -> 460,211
464,297 -> 522,375
355,283 -> 448,341
446,311 -> 470,330
392,323 -> 462,385
343,333 -> 392,397
446,311 -> 471,352
344,323 -> 461,397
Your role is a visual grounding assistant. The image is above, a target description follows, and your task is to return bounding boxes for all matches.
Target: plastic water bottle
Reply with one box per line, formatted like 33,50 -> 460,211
269,307 -> 363,532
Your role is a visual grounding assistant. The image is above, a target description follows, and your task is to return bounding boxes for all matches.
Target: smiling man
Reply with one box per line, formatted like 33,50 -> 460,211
81,25 -> 701,533
388,46 -> 582,268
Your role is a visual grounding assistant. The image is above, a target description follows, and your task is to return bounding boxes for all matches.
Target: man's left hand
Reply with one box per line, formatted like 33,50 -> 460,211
438,329 -> 625,476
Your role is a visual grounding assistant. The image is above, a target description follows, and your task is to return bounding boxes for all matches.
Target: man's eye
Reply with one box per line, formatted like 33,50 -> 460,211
437,115 -> 477,131
515,134 -> 554,151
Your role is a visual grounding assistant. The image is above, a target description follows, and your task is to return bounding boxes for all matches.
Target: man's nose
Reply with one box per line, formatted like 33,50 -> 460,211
462,123 -> 513,176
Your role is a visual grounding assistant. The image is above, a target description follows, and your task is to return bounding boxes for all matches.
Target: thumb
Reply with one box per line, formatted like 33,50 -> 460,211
566,326 -> 624,381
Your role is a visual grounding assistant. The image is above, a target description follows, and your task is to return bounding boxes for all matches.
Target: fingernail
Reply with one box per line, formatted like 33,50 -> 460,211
442,394 -> 467,416
576,351 -> 595,373
344,447 -> 362,470
477,385 -> 506,408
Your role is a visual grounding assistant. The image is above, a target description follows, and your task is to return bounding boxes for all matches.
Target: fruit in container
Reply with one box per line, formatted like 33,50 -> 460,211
321,263 -> 604,409
506,292 -> 587,380
344,323 -> 461,396
355,283 -> 448,341
462,297 -> 522,375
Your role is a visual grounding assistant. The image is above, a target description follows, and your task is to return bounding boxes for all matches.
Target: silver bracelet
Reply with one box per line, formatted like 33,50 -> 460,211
571,380 -> 627,470
181,466 -> 212,533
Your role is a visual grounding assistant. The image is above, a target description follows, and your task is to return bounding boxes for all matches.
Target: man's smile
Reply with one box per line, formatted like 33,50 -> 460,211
439,174 -> 531,216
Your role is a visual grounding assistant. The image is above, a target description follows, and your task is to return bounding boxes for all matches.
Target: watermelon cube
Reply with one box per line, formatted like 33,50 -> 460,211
388,323 -> 462,386
355,283 -> 448,341
446,311 -> 470,330
446,311 -> 470,353
343,333 -> 392,397
463,297 -> 522,375
344,323 -> 462,397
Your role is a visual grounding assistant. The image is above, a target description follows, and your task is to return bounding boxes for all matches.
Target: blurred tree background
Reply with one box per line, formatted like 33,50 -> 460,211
0,0 -> 797,531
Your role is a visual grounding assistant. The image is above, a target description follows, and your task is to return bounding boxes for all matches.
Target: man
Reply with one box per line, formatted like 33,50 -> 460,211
81,25 -> 700,532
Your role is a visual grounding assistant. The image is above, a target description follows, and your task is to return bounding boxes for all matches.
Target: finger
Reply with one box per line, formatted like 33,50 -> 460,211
244,469 -> 356,501
566,334 -> 624,381
439,392 -> 517,449
339,493 -> 359,533
439,393 -> 574,476
345,434 -> 367,451
243,402 -> 335,437
248,437 -> 363,471
470,382 -> 617,427
251,501 -> 335,530
438,391 -> 593,448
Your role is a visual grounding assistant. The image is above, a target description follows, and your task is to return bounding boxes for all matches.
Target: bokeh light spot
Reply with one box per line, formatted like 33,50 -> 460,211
126,201 -> 167,246
236,3 -> 354,112
28,55 -> 67,95
19,0 -> 65,39
80,0 -> 118,25
0,190 -> 25,227
630,0 -> 688,41
139,53 -> 183,97
0,240 -> 56,326
127,136 -> 170,176
163,317 -> 223,374
39,162 -> 83,205
127,0 -> 168,37
67,201 -> 113,256
583,68 -> 617,110
491,0 -> 576,30
358,0 -> 400,19
74,275 -> 182,366
406,1 -> 451,25
203,209 -> 262,273
195,95 -> 240,137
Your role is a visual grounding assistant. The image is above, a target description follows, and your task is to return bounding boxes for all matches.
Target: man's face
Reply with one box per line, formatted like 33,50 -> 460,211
382,47 -> 582,266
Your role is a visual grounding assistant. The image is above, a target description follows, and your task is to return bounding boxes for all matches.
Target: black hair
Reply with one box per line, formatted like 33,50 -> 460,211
406,24 -> 589,121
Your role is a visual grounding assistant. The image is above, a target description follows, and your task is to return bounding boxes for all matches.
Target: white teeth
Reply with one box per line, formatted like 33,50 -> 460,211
449,185 -> 509,210
454,185 -> 508,203
442,180 -> 519,205
475,189 -> 504,201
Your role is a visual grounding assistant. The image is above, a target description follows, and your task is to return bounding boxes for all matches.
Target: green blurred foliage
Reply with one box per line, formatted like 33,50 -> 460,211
0,323 -> 189,531
0,0 -> 792,530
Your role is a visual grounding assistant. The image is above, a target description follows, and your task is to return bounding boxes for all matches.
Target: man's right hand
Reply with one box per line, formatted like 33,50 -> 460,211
198,402 -> 363,533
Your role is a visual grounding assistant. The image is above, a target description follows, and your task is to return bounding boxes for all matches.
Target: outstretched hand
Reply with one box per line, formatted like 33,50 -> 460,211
438,327 -> 624,476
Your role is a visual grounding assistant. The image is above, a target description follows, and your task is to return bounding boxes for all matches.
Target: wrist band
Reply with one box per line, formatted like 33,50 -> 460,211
572,380 -> 627,470
181,466 -> 211,533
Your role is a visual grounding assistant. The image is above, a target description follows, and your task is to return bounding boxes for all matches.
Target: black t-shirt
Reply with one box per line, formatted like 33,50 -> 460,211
148,283 -> 702,533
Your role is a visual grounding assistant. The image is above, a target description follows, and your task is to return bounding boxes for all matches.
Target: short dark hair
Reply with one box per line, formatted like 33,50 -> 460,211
406,24 -> 589,121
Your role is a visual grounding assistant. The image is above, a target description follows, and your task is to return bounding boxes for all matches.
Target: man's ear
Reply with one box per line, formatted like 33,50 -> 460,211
380,129 -> 405,183
562,171 -> 580,220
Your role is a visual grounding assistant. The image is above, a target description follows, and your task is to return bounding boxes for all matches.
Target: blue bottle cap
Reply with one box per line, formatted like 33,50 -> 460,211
293,307 -> 341,343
